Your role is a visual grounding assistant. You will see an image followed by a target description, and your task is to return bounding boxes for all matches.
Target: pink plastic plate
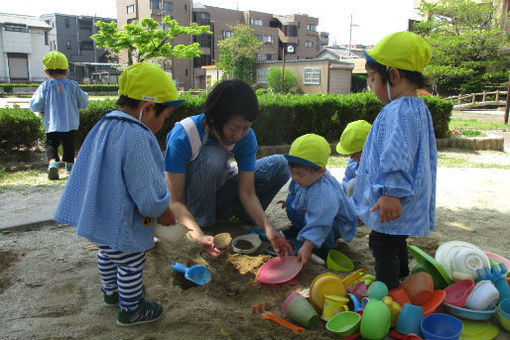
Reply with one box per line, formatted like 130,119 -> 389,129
257,256 -> 303,284
484,251 -> 510,270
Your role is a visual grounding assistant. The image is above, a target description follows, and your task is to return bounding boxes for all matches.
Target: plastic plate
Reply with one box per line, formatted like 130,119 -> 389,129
461,319 -> 500,340
408,245 -> 453,289
443,302 -> 496,321
256,256 -> 303,284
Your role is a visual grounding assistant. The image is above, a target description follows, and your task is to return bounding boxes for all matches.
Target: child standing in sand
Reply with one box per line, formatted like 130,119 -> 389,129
30,51 -> 88,180
54,62 -> 183,326
336,120 -> 372,197
352,31 -> 437,289
281,134 -> 358,266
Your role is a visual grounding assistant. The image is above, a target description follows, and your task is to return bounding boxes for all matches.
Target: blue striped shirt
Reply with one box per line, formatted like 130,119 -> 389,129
352,96 -> 437,236
54,110 -> 170,252
30,78 -> 89,133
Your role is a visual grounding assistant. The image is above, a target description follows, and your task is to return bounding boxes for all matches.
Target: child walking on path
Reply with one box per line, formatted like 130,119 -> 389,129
353,31 -> 437,289
336,120 -> 372,197
30,51 -> 88,180
54,62 -> 181,326
281,134 -> 358,266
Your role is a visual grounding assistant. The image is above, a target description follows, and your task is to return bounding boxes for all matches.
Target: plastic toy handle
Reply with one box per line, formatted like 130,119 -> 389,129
261,312 -> 304,334
343,268 -> 367,288
171,262 -> 188,274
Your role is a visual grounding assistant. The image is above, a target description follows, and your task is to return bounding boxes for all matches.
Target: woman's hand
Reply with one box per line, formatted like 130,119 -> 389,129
370,195 -> 402,223
197,235 -> 224,257
266,227 -> 293,256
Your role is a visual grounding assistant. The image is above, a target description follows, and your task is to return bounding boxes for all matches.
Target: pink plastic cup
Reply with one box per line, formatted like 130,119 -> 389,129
282,291 -> 302,314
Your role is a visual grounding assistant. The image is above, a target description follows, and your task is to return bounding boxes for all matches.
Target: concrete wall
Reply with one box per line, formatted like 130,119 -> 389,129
29,28 -> 50,82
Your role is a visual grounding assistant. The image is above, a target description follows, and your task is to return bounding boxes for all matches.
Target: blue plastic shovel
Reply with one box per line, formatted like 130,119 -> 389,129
171,262 -> 211,286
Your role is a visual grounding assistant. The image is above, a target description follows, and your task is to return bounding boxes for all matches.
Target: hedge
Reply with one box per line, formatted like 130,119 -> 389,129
0,108 -> 43,151
0,83 -> 119,93
0,92 -> 453,153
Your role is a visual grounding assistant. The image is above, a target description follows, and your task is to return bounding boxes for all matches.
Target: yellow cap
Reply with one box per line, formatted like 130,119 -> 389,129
119,62 -> 184,107
42,51 -> 69,70
364,31 -> 431,73
284,134 -> 331,168
336,120 -> 372,155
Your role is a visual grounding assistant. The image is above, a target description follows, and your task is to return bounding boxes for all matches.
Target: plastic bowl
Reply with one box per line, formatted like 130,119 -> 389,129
232,234 -> 261,254
444,280 -> 475,308
498,297 -> 510,319
465,280 -> 499,311
497,301 -> 510,332
327,249 -> 354,272
326,311 -> 361,337
443,302 -> 495,321
422,289 -> 446,316
421,313 -> 463,340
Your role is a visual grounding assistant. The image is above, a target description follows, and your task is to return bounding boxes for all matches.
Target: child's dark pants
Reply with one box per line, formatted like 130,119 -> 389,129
45,130 -> 75,163
369,230 -> 410,289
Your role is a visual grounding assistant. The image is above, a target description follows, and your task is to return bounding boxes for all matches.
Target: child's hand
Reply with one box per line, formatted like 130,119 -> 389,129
297,241 -> 315,266
276,200 -> 287,209
157,206 -> 176,225
371,195 -> 402,223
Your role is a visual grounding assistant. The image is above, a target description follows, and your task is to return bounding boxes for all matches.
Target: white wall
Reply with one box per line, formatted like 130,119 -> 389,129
0,31 -> 7,82
30,28 -> 50,82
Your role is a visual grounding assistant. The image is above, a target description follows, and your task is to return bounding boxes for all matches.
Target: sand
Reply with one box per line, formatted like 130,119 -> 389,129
1,149 -> 510,340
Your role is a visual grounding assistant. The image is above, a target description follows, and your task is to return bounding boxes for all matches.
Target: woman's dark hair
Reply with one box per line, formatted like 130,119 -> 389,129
366,61 -> 428,89
46,69 -> 68,76
116,95 -> 167,116
204,79 -> 259,138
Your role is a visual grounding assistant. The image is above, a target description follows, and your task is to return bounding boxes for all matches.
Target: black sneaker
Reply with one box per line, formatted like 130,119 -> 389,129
117,300 -> 163,326
103,290 -> 118,306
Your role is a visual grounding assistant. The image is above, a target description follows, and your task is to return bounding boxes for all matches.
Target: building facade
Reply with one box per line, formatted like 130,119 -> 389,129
0,13 -> 51,83
40,13 -> 117,83
116,0 -> 327,90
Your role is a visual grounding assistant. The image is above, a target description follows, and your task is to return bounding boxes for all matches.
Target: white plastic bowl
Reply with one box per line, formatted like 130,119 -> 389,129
154,223 -> 188,242
465,280 -> 500,310
232,234 -> 262,254
451,248 -> 490,281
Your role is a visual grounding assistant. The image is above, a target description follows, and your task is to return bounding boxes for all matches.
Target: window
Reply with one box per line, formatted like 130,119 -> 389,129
4,23 -> 29,33
66,40 -> 71,50
306,24 -> 317,32
266,54 -> 272,61
44,32 -> 49,45
80,41 -> 93,51
256,69 -> 269,83
184,4 -> 187,12
223,31 -> 233,38
150,0 -> 159,9
250,18 -> 262,26
64,18 -> 70,28
79,19 -> 93,31
255,34 -> 262,41
127,5 -> 135,14
185,69 -> 188,77
303,67 -> 320,85
306,40 -> 313,48
163,1 -> 173,11
263,35 -> 273,44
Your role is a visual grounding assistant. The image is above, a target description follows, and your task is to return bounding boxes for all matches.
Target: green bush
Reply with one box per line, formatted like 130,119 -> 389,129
266,67 -> 299,94
255,88 -> 268,95
0,108 -> 43,151
351,74 -> 367,93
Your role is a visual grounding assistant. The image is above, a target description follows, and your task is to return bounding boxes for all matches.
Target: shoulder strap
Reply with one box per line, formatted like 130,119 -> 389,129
178,117 -> 202,161
101,110 -> 150,132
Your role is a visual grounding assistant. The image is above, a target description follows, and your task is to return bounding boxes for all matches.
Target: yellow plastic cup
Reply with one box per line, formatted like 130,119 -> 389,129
322,295 -> 350,321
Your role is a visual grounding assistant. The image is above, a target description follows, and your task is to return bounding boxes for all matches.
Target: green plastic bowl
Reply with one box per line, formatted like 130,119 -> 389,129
326,311 -> 361,337
327,249 -> 354,272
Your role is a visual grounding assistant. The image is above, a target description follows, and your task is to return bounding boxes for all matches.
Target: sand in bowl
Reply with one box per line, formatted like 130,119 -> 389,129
213,232 -> 232,251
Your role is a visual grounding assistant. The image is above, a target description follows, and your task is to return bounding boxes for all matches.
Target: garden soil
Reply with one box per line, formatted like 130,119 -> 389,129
1,150 -> 510,339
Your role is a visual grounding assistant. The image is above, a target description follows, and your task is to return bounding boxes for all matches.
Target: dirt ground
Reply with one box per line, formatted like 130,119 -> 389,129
1,148 -> 510,340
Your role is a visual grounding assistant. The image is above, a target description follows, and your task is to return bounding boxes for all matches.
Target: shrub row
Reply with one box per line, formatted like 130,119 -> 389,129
0,84 -> 119,93
1,92 -> 452,153
0,108 -> 43,151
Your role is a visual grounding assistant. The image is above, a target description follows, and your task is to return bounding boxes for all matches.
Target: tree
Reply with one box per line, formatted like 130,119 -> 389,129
216,24 -> 263,84
91,17 -> 211,65
413,0 -> 509,95
266,67 -> 299,93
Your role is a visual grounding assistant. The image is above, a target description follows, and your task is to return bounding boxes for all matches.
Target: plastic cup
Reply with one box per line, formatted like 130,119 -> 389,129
285,295 -> 320,329
395,303 -> 424,336
360,299 -> 391,340
400,272 -> 434,306
322,295 -> 349,321
282,291 -> 302,315
465,280 -> 499,310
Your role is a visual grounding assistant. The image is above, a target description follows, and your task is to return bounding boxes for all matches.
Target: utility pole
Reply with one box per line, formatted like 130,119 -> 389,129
348,14 -> 359,57
282,46 -> 286,93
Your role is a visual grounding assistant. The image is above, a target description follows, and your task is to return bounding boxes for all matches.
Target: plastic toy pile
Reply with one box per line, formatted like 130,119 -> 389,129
254,241 -> 510,340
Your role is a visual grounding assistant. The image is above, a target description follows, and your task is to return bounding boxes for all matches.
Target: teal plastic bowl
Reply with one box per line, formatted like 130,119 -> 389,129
326,311 -> 361,337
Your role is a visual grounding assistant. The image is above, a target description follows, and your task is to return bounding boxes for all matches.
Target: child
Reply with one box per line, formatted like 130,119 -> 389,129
352,31 -> 437,289
53,62 -> 183,326
30,51 -> 89,180
282,134 -> 358,266
336,120 -> 372,197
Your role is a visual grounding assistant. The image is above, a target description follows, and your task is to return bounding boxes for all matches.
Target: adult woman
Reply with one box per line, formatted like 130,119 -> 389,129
165,79 -> 292,257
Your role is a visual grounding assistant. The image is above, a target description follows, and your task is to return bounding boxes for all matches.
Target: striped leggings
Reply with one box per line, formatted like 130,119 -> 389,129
97,245 -> 145,311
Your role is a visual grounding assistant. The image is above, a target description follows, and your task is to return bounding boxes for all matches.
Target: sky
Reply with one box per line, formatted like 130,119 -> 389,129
2,0 -> 420,46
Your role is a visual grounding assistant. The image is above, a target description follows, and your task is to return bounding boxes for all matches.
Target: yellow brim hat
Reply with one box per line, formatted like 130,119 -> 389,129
364,31 -> 431,73
336,120 -> 372,155
284,133 -> 331,168
42,51 -> 69,70
119,62 -> 184,107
